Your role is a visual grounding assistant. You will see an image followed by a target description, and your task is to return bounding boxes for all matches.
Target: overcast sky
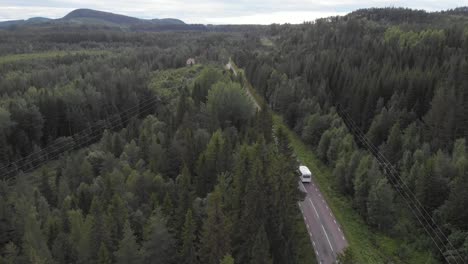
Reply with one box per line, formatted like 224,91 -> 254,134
0,0 -> 465,24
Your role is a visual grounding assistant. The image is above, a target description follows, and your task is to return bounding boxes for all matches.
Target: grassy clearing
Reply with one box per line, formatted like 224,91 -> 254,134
0,50 -> 108,65
272,114 -> 435,264
260,37 -> 275,47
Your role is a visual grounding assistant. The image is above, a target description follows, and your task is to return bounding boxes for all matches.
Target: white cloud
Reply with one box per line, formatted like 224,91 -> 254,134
0,0 -> 464,24
0,6 -> 71,20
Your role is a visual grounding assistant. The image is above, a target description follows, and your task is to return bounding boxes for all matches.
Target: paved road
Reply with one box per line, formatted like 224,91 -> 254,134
299,179 -> 348,264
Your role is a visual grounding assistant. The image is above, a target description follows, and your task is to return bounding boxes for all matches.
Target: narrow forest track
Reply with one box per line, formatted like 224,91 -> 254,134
226,60 -> 261,111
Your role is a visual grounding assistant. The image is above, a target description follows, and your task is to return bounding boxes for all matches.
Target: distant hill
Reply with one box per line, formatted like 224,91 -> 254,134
443,6 -> 468,16
0,17 -> 52,28
347,7 -> 468,26
63,9 -> 143,25
0,8 -> 185,29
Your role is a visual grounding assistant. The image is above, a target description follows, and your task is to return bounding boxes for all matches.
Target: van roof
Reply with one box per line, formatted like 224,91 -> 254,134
299,165 -> 311,175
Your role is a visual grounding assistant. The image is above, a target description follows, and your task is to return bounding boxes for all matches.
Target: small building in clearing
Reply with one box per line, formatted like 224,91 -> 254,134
186,58 -> 195,66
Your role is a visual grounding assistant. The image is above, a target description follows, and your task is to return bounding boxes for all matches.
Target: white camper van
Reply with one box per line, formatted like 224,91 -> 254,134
299,165 -> 312,183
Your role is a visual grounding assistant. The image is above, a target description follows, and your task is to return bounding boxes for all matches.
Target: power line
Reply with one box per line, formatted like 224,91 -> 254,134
3,96 -> 158,186
336,105 -> 460,263
336,104 -> 463,264
1,94 -> 160,184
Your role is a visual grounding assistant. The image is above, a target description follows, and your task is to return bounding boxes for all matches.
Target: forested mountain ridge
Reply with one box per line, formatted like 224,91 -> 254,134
234,7 -> 468,263
0,8 -> 185,29
347,7 -> 468,26
63,9 -> 185,26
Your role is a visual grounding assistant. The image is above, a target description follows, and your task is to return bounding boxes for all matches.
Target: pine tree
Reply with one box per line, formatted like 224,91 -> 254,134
195,130 -> 227,196
440,164 -> 468,230
367,178 -> 395,231
161,192 -> 175,223
107,194 -> 128,251
415,156 -> 449,212
452,138 -> 467,176
232,144 -> 252,219
176,165 -> 194,230
424,85 -> 457,150
220,254 -> 235,264
234,155 -> 268,263
333,157 -> 348,194
98,242 -> 112,264
176,87 -> 189,128
21,204 -> 52,264
382,122 -> 403,164
114,221 -> 142,264
121,139 -> 141,166
199,187 -> 231,264
249,225 -> 273,264
68,209 -> 93,263
353,155 -> 372,218
143,210 -> 175,264
178,210 -> 197,264
256,107 -> 273,143
89,197 -> 111,260
317,129 -> 332,162
112,133 -> 125,157
2,242 -> 19,264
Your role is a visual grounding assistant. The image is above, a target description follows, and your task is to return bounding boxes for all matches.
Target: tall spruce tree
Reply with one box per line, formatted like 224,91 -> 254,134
178,209 -> 197,264
114,221 -> 142,264
199,187 -> 231,264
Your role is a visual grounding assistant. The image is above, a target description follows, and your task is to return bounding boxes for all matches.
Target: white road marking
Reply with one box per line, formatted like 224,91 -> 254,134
334,220 -> 336,224
342,236 -> 345,240
338,227 -> 341,232
309,232 -> 312,237
321,224 -> 334,252
306,224 -> 309,229
308,198 -> 320,219
322,199 -> 325,203
313,241 -> 316,246
329,212 -> 332,217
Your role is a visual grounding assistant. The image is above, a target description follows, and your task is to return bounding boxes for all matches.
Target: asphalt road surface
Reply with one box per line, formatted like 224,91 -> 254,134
299,179 -> 348,264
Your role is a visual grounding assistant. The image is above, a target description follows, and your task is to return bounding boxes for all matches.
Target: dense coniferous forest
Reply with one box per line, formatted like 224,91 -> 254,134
235,7 -> 468,263
0,25 -> 307,264
1,6 -> 468,264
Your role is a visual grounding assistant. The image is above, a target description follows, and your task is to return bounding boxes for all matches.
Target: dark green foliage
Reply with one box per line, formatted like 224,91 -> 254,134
142,211 -> 175,264
235,9 -> 468,260
249,225 -> 273,264
199,187 -> 231,264
114,221 -> 142,264
367,178 -> 395,231
220,254 -> 235,264
178,210 -> 197,264
4,8 -> 468,262
206,81 -> 255,129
